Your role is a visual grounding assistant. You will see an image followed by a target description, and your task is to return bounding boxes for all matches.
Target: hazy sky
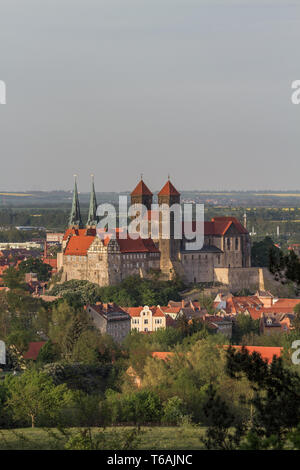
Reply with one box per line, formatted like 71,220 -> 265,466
0,0 -> 300,192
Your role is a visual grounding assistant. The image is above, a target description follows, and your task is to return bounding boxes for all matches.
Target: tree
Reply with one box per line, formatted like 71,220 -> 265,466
2,267 -> 25,289
226,346 -> 300,447
201,384 -> 246,450
199,294 -> 216,315
232,314 -> 260,344
6,370 -> 72,427
19,258 -> 52,282
251,236 -> 279,268
293,303 -> 300,331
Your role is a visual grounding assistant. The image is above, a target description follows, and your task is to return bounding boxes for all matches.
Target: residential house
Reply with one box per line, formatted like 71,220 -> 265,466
86,303 -> 131,343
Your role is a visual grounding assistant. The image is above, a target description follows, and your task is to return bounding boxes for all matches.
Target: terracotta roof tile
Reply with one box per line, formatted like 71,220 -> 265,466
23,341 -> 47,360
131,180 -> 153,196
158,180 -> 180,197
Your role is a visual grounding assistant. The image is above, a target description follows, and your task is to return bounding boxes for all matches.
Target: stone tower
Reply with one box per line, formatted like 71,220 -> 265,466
157,178 -> 181,279
86,175 -> 98,228
69,176 -> 83,229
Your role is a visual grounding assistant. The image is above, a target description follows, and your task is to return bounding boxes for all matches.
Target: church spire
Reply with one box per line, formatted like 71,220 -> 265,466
87,174 -> 98,227
69,175 -> 83,228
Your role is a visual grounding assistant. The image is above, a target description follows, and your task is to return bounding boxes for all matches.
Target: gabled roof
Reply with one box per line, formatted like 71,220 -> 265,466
131,180 -> 153,196
183,217 -> 248,238
126,306 -> 165,318
64,233 -> 95,256
158,180 -> 180,197
117,236 -> 160,254
23,341 -> 47,360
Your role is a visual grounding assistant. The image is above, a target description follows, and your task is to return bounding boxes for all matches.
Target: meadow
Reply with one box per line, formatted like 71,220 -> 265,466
0,426 -> 207,450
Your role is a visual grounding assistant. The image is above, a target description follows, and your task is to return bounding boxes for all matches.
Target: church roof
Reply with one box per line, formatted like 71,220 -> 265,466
69,178 -> 83,228
64,233 -> 96,256
87,176 -> 98,226
184,217 -> 248,236
158,180 -> 180,197
131,180 -> 153,196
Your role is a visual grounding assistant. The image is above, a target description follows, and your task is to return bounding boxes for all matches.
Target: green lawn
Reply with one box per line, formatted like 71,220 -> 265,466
0,426 -> 206,450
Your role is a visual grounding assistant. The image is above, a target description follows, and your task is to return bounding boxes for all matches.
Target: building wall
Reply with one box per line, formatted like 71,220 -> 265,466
130,306 -> 166,332
86,306 -> 131,343
180,252 -> 216,283
214,267 -> 265,291
61,236 -> 161,287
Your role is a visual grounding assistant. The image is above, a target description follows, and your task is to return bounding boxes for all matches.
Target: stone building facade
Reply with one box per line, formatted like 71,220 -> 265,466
58,176 -> 252,286
86,303 -> 131,343
126,306 -> 167,332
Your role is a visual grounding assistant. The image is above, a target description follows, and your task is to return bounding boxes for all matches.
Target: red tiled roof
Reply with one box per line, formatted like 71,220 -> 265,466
117,236 -> 160,253
23,341 -> 46,360
63,228 -> 95,241
152,352 -> 175,360
246,308 -> 263,320
126,306 -> 165,318
158,180 -> 180,197
126,307 -> 144,317
131,180 -> 153,196
183,217 -> 248,237
230,345 -> 283,364
64,234 -> 95,256
43,258 -> 57,268
273,299 -> 300,309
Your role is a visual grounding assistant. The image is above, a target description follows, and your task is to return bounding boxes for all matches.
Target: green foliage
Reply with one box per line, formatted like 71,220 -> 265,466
162,396 -> 184,425
36,341 -> 59,365
201,384 -> 246,450
232,314 -> 260,344
43,362 -> 116,395
5,370 -> 72,427
2,267 -> 25,289
226,346 -> 300,446
251,236 -> 280,268
199,294 -> 216,315
105,389 -> 162,425
49,280 -> 102,307
64,427 -> 143,450
19,258 -> 52,282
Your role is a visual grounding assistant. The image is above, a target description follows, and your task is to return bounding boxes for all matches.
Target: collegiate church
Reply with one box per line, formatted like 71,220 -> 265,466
57,177 -> 251,286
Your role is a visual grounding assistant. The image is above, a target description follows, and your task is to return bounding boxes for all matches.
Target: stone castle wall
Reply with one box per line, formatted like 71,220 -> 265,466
214,267 -> 265,291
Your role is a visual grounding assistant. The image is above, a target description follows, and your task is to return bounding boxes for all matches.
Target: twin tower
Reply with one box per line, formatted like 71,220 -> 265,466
68,176 -> 183,278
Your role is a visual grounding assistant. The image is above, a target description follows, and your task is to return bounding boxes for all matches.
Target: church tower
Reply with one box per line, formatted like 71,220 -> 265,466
86,174 -> 98,228
69,176 -> 83,229
131,177 -> 153,210
158,178 -> 181,278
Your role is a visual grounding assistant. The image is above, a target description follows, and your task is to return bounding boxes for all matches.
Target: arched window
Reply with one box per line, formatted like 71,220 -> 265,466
227,238 -> 230,250
235,238 -> 239,250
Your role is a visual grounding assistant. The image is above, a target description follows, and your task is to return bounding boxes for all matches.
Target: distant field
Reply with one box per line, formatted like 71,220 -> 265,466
257,194 -> 300,197
0,426 -> 206,450
0,193 -> 33,197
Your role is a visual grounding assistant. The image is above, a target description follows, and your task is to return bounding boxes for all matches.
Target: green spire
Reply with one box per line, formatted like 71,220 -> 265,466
69,175 -> 83,228
87,174 -> 98,227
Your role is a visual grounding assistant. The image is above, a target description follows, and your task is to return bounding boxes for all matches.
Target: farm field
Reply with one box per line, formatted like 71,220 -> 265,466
0,426 -> 207,450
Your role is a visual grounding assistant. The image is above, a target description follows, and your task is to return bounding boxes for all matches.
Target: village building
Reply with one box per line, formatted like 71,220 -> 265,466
86,303 -> 131,343
126,305 -> 167,332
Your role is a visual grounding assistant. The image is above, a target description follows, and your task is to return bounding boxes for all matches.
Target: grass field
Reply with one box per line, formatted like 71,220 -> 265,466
0,426 -> 207,450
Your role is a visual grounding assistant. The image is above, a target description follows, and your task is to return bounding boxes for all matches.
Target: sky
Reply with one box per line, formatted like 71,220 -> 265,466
0,0 -> 300,193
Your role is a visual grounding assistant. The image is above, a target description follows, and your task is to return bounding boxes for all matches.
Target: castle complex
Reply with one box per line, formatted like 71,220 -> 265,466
57,177 -> 252,286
